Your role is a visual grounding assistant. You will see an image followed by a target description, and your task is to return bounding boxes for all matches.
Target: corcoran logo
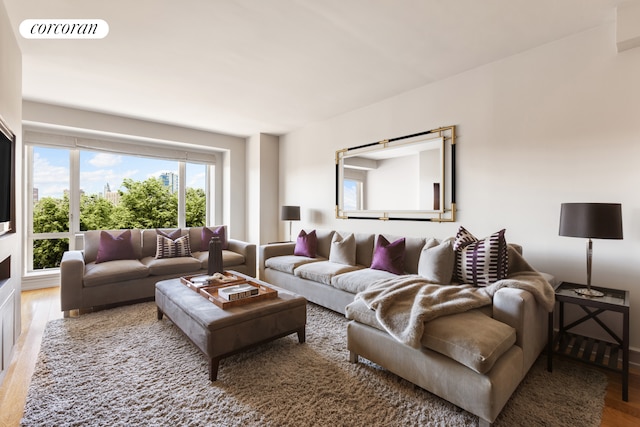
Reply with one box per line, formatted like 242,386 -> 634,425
19,19 -> 109,39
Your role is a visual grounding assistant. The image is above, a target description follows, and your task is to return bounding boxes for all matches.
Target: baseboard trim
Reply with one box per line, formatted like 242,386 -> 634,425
21,272 -> 60,291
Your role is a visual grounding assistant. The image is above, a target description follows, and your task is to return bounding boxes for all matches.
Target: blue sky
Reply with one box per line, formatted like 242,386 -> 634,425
33,147 -> 206,199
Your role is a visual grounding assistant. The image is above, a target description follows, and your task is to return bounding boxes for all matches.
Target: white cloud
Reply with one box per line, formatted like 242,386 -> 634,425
89,153 -> 122,167
33,153 -> 69,198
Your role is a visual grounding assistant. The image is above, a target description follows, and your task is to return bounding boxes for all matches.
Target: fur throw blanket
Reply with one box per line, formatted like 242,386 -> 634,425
355,250 -> 555,348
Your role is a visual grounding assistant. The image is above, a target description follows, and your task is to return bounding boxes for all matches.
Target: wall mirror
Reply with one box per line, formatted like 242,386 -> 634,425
335,125 -> 456,221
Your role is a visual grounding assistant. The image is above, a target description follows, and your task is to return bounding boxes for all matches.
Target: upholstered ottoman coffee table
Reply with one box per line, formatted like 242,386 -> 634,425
155,273 -> 306,380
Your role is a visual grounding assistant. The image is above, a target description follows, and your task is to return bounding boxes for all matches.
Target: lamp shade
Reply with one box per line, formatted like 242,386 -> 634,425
559,203 -> 623,239
281,205 -> 300,221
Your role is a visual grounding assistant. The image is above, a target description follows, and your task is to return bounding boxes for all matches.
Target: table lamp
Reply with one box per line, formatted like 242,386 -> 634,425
281,205 -> 300,242
559,203 -> 623,297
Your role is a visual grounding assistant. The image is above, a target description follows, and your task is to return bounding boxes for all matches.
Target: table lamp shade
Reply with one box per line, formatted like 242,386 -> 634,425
281,206 -> 300,221
559,203 -> 623,240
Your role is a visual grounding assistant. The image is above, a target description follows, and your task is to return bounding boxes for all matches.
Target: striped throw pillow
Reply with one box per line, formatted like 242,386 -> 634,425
453,226 -> 507,286
156,234 -> 192,259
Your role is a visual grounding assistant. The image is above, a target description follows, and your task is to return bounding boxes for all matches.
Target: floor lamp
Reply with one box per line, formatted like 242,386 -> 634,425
559,202 -> 623,297
281,205 -> 300,242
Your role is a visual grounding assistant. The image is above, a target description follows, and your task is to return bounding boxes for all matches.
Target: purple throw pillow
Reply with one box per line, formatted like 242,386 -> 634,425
95,230 -> 136,264
370,235 -> 406,275
294,230 -> 318,258
201,226 -> 228,251
157,228 -> 181,240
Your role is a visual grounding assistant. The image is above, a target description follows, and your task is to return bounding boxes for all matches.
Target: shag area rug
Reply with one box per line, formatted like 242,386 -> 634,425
22,301 -> 607,426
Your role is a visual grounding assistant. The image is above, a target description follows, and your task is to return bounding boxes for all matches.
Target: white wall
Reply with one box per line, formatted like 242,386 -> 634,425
280,22 -> 640,354
22,102 -> 248,240
0,0 -> 22,384
247,133 -> 279,245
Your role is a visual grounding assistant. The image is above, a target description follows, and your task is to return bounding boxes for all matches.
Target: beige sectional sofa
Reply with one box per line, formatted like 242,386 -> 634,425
259,229 -> 554,426
60,226 -> 256,316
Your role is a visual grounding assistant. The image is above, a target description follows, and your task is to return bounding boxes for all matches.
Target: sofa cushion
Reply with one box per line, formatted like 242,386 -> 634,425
345,299 -> 510,374
83,259 -> 149,287
294,261 -> 363,285
156,234 -> 192,259
141,229 -> 182,258
84,229 -> 142,263
379,234 -> 426,274
201,225 -> 228,250
192,250 -> 246,269
370,235 -> 405,275
418,238 -> 455,284
331,268 -> 398,294
294,229 -> 318,258
420,309 -> 516,374
329,232 -> 356,265
95,230 -> 137,264
141,256 -> 202,276
265,255 -> 325,274
454,227 -> 508,286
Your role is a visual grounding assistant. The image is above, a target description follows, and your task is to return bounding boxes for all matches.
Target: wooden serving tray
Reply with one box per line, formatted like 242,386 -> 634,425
199,280 -> 278,309
180,271 -> 243,292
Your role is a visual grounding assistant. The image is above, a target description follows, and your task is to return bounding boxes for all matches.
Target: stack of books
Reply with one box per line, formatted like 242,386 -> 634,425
218,284 -> 260,301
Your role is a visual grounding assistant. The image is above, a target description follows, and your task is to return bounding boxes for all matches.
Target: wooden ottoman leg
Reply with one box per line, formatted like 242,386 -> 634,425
157,307 -> 163,320
210,357 -> 221,381
297,327 -> 306,344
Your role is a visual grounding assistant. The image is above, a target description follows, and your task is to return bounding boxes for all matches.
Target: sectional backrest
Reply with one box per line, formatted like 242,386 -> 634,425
141,228 -> 185,258
83,229 -> 143,264
377,234 -> 427,274
188,225 -> 228,253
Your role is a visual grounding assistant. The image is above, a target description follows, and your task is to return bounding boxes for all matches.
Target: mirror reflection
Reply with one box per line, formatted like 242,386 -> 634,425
336,126 -> 456,221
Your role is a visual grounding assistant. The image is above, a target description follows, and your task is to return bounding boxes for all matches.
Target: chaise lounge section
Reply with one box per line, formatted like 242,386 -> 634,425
60,226 -> 256,316
259,228 -> 555,425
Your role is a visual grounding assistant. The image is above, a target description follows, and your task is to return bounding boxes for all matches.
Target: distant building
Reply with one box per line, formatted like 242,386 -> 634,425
103,183 -> 120,205
33,187 -> 39,204
159,172 -> 179,194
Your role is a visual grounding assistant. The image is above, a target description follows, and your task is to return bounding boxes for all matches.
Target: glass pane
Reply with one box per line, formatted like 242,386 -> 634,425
186,162 -> 206,227
33,238 -> 69,269
343,179 -> 361,211
33,147 -> 70,233
79,151 -> 179,229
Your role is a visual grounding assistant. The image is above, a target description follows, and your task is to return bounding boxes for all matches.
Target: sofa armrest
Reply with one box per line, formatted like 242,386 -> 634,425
258,243 -> 295,279
227,239 -> 257,277
60,250 -> 86,314
493,287 -> 548,372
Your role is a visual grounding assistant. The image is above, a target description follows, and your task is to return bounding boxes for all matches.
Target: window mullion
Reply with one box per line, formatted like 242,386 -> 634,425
178,162 -> 186,227
69,149 -> 80,249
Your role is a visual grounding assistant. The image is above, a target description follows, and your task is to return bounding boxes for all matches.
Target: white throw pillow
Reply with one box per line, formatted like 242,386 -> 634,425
329,232 -> 356,266
417,238 -> 455,284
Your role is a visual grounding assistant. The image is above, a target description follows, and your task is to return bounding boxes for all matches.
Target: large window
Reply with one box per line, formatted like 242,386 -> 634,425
26,134 -> 217,272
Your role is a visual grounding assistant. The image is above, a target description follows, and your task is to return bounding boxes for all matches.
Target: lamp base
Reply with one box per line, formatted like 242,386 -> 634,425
574,288 -> 604,297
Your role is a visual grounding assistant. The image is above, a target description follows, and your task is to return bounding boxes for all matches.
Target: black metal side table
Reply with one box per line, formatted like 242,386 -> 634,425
547,281 -> 630,401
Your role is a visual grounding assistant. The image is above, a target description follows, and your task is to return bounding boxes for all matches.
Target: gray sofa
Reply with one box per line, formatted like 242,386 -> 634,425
259,229 -> 554,426
60,226 -> 256,316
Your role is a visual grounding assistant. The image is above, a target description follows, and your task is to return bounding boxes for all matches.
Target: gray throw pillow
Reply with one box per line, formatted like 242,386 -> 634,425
417,238 -> 454,284
329,232 -> 356,266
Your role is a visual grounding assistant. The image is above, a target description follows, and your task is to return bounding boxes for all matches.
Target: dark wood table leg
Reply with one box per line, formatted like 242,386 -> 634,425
210,357 -> 220,381
547,311 -> 553,372
297,327 -> 306,344
623,308 -> 629,401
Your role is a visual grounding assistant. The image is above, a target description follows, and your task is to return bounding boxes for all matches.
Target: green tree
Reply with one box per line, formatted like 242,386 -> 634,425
80,194 -> 116,231
112,177 -> 178,229
32,195 -> 69,269
186,187 -> 206,227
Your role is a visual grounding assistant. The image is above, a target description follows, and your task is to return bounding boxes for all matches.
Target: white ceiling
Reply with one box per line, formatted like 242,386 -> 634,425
3,0 -> 624,137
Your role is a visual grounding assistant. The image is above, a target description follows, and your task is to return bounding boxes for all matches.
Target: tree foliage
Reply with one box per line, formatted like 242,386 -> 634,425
32,177 -> 206,269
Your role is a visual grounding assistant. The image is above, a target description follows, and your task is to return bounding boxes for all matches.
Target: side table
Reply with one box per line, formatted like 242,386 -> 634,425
547,281 -> 630,401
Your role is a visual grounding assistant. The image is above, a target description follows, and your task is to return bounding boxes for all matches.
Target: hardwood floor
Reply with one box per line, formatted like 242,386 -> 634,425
0,287 -> 638,427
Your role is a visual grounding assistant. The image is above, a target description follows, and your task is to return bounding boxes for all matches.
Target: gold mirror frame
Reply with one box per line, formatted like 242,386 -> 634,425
335,125 -> 456,222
